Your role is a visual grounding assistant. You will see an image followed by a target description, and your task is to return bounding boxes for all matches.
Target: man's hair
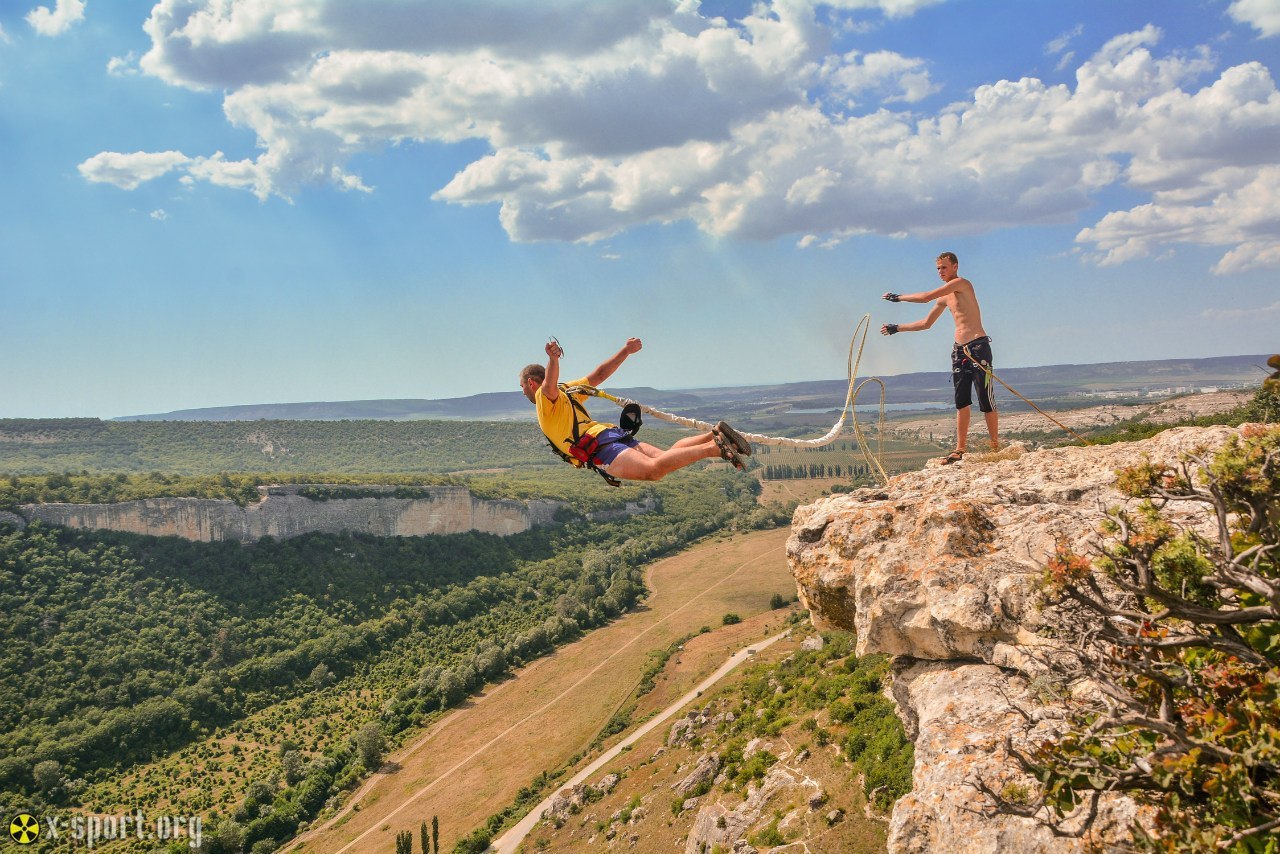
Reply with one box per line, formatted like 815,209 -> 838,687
520,364 -> 545,385
937,251 -> 958,265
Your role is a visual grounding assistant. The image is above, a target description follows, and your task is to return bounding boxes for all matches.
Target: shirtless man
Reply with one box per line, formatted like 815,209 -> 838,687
879,252 -> 1000,463
520,337 -> 752,482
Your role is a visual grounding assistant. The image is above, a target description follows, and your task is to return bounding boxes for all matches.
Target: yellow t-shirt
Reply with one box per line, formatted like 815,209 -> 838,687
536,377 -> 610,461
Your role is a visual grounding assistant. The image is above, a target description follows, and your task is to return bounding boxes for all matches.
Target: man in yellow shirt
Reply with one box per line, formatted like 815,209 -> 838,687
520,337 -> 751,482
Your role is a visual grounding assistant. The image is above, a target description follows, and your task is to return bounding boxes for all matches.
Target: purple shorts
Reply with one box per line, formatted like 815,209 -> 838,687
589,427 -> 640,467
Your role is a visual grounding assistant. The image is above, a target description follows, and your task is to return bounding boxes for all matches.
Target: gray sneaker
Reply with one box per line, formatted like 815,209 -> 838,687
714,421 -> 752,456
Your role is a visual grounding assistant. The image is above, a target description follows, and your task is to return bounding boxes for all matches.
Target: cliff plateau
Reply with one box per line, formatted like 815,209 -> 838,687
16,485 -> 572,542
787,425 -> 1246,853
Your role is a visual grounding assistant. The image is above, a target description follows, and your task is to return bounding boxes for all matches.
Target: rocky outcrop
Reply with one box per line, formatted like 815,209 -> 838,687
19,485 -> 568,542
787,425 -> 1244,853
683,749 -> 826,854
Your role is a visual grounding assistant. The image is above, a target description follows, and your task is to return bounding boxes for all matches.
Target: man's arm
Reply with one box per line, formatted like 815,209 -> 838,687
541,340 -> 563,402
586,338 -> 642,387
883,277 -> 967,304
881,301 -> 946,335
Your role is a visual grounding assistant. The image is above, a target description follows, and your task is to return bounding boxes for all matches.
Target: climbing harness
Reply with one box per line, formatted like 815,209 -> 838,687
542,383 -> 643,488
569,315 -> 890,485
960,342 -> 1090,444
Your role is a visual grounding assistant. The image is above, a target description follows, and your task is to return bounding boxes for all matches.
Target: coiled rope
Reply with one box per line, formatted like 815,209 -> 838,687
574,315 -> 889,484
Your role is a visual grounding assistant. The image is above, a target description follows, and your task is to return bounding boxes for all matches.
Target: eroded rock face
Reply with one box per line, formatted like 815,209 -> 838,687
787,425 -> 1244,853
19,486 -> 569,542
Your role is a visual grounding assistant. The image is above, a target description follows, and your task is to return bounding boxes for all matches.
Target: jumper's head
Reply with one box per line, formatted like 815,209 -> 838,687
519,364 -> 545,403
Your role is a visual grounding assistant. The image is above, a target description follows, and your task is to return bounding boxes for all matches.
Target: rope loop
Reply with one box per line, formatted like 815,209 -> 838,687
579,314 -> 890,484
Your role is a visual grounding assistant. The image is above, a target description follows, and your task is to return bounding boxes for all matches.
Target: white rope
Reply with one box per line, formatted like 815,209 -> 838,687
581,315 -> 889,484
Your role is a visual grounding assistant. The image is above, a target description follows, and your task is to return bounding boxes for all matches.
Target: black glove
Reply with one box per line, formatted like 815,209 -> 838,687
883,292 -> 901,302
881,323 -> 899,336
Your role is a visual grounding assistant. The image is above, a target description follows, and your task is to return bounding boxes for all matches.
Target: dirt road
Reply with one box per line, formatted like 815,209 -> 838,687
288,527 -> 796,854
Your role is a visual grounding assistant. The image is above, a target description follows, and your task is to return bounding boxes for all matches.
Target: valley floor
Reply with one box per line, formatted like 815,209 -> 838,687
289,527 -> 800,854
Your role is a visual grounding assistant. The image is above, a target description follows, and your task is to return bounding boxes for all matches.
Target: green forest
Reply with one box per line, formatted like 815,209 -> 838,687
0,418 -> 557,475
0,467 -> 786,853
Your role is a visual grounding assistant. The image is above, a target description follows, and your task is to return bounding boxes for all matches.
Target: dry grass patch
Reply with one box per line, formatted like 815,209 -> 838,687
291,527 -> 795,854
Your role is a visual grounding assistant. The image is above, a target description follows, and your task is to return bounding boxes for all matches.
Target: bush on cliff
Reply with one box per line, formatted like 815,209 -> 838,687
1022,425 -> 1279,851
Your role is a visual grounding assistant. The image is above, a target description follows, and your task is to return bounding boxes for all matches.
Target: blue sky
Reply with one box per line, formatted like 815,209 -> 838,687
2,0 -> 1278,419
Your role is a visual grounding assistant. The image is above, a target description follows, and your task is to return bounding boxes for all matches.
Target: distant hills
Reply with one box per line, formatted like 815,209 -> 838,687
114,354 -> 1271,422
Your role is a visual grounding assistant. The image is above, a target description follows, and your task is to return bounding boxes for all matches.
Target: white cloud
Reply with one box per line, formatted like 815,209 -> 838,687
823,0 -> 947,17
1202,298 -> 1280,320
107,52 -> 140,76
26,0 -> 85,37
150,209 -> 167,220
1045,24 -> 1083,56
78,150 -> 190,190
81,3 -> 1280,271
824,49 -> 940,104
1228,0 -> 1280,38
0,23 -> 11,44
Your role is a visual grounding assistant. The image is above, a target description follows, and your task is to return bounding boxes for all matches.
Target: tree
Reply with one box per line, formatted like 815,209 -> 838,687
203,818 -> 246,854
308,662 -> 334,690
432,815 -> 439,854
420,820 -> 429,854
281,750 -> 304,786
32,759 -> 64,796
395,829 -> 412,854
994,426 -> 1280,849
356,723 -> 385,770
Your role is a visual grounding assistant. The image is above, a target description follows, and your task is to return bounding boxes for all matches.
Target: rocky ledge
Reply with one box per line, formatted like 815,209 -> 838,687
786,425 -> 1245,853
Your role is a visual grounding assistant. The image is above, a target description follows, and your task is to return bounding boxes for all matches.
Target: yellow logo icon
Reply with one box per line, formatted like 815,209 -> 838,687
9,813 -> 40,844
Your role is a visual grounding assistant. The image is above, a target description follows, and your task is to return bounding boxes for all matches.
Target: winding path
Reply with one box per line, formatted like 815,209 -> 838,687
492,627 -> 790,853
289,527 -> 793,854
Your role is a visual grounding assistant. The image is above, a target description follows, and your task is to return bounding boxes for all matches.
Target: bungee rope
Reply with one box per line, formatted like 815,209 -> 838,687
960,343 -> 1090,444
570,315 -> 890,485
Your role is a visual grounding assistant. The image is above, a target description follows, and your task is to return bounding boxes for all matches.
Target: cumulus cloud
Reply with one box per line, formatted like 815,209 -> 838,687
1229,0 -> 1280,38
26,0 -> 86,37
78,150 -> 191,190
824,49 -> 940,104
82,1 -> 1280,271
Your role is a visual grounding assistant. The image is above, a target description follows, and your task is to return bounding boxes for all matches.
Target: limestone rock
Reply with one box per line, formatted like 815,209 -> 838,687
667,717 -> 696,747
21,485 -> 562,542
683,765 -> 797,854
672,753 -> 720,798
788,425 -> 1237,661
786,425 -> 1243,853
886,660 -> 1141,853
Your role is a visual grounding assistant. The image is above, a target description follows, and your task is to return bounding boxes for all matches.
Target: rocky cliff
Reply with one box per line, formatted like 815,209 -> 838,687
18,485 -> 568,542
787,425 -> 1245,853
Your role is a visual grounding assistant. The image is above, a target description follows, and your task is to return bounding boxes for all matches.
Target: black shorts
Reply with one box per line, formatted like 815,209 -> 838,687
952,337 -> 995,412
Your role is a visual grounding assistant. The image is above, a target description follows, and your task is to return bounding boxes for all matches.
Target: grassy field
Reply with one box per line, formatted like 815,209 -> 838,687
287,527 -> 797,853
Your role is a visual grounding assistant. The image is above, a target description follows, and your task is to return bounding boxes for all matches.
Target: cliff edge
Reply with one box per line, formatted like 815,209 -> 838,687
786,425 -> 1244,853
